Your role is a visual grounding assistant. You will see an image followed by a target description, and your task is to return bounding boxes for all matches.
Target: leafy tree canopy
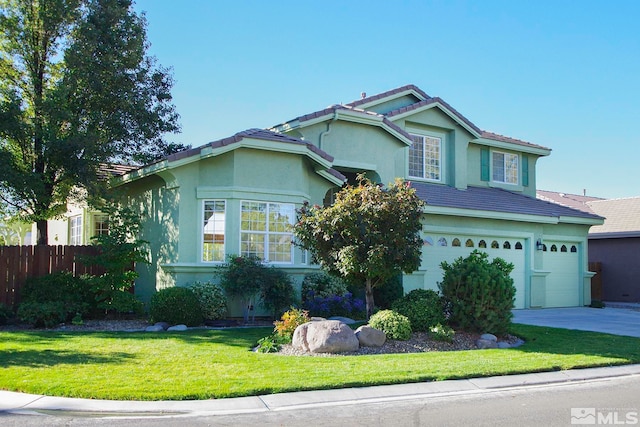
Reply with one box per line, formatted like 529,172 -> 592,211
0,0 -> 180,243
294,175 -> 425,318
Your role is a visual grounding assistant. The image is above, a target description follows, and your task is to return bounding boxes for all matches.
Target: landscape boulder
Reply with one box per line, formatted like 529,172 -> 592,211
355,325 -> 386,347
292,320 -> 359,353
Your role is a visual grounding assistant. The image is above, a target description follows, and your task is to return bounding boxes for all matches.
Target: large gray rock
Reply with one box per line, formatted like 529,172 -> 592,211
355,325 -> 386,347
480,333 -> 497,342
292,320 -> 359,353
145,325 -> 165,332
167,324 -> 188,331
476,338 -> 498,349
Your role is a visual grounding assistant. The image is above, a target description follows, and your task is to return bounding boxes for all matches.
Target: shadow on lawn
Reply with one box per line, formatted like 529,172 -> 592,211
0,349 -> 134,367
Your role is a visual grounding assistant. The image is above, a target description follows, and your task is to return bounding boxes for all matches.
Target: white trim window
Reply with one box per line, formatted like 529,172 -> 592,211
492,151 -> 519,184
409,134 -> 441,181
202,200 -> 226,262
240,201 -> 294,263
69,215 -> 83,246
94,215 -> 109,238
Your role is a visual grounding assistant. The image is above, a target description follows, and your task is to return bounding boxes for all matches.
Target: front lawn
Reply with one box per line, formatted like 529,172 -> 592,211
1,324 -> 639,401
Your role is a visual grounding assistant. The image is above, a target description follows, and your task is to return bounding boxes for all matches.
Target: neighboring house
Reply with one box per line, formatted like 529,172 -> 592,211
538,190 -> 640,302
39,164 -> 137,246
113,84 -> 603,313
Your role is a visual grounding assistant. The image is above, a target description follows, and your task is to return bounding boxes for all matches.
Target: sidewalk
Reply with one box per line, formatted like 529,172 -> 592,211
2,364 -> 640,419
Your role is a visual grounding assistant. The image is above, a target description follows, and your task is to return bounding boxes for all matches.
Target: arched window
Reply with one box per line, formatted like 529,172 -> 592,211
452,238 -> 461,247
550,244 -> 558,252
503,241 -> 511,249
515,242 -> 523,250
491,240 -> 499,249
437,237 -> 448,247
478,240 -> 487,248
423,236 -> 434,246
465,239 -> 474,247
561,245 -> 567,252
570,245 -> 577,253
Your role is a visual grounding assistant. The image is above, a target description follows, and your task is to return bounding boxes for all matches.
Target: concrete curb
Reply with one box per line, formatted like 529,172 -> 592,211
2,364 -> 640,419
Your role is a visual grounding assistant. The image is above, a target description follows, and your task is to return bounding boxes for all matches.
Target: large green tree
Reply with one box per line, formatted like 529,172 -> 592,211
0,0 -> 180,244
295,176 -> 426,318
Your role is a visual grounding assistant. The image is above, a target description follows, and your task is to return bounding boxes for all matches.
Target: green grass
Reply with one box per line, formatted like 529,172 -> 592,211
1,324 -> 639,401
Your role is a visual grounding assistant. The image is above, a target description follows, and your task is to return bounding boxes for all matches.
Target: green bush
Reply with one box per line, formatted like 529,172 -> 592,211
18,272 -> 93,325
104,291 -> 144,316
439,250 -> 516,335
0,303 -> 13,325
301,272 -> 349,301
149,287 -> 203,326
392,289 -> 445,332
368,309 -> 412,341
17,301 -> 68,328
373,274 -> 404,309
259,268 -> 297,319
189,281 -> 227,320
430,323 -> 455,342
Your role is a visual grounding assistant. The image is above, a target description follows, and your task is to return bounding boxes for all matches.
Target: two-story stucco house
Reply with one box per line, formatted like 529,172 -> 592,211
114,85 -> 603,313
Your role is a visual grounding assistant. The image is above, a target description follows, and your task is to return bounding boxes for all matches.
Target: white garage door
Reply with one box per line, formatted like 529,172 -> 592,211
421,234 -> 526,309
543,242 -> 580,307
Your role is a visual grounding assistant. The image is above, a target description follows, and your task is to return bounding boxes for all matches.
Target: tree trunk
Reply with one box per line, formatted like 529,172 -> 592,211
36,219 -> 48,245
365,278 -> 375,320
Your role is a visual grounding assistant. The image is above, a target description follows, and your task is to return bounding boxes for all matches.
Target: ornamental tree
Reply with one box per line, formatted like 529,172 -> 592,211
294,176 -> 425,319
0,0 -> 180,244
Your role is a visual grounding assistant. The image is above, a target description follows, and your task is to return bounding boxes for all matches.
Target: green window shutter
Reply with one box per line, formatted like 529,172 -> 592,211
480,148 -> 490,181
522,154 -> 529,187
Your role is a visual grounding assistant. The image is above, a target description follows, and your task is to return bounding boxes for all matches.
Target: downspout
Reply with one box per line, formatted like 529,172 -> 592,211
319,110 -> 338,150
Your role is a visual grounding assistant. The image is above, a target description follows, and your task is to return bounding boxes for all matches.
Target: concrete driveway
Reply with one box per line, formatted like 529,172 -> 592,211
513,306 -> 640,338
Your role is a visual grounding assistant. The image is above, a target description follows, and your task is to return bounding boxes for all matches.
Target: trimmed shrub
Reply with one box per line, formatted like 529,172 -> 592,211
17,301 -> 68,328
105,291 -> 145,316
18,271 -> 93,325
189,281 -> 227,320
149,287 -> 203,326
392,289 -> 445,332
301,272 -> 349,301
439,250 -> 516,335
368,309 -> 412,341
430,323 -> 455,342
259,268 -> 297,319
373,274 -> 404,309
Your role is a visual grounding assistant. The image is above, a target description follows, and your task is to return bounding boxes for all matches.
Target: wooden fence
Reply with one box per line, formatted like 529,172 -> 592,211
589,261 -> 603,301
0,245 -> 105,310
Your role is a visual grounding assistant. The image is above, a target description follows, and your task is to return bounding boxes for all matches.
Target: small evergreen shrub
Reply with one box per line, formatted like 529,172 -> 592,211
189,281 -> 227,320
301,272 -> 349,301
430,323 -> 455,342
392,289 -> 445,332
259,268 -> 297,319
255,334 -> 288,353
368,309 -> 412,341
373,274 -> 404,309
439,250 -> 516,335
273,307 -> 310,341
105,290 -> 145,316
149,287 -> 203,326
17,301 -> 68,328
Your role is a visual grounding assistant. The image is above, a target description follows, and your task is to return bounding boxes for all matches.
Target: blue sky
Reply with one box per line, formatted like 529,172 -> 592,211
133,0 -> 639,199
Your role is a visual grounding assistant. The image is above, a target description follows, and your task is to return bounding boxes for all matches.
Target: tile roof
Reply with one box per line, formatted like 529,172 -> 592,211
345,84 -> 431,108
536,190 -> 603,214
413,182 -> 602,221
587,197 -> 640,235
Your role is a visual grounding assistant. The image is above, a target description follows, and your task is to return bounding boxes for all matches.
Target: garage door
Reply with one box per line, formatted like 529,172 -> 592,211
543,242 -> 580,307
421,234 -> 526,309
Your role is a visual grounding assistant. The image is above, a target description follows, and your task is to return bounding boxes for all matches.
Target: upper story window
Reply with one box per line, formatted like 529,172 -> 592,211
492,151 -> 519,184
69,215 -> 82,246
409,134 -> 441,181
202,200 -> 226,262
240,201 -> 295,263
